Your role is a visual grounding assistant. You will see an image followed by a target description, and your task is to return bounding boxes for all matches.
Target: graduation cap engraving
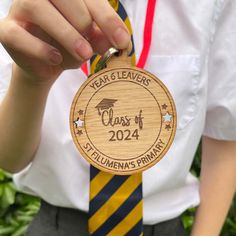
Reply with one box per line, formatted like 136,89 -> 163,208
95,98 -> 117,115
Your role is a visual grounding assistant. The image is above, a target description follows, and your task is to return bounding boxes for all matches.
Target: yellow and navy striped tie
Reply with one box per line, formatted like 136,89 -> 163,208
88,1 -> 143,236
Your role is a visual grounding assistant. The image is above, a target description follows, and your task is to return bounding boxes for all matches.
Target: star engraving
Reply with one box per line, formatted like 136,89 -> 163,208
74,118 -> 84,128
77,130 -> 83,136
165,124 -> 171,131
162,104 -> 168,110
78,110 -> 84,116
163,112 -> 172,122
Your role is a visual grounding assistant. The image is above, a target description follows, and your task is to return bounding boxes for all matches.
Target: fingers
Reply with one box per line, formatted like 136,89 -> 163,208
49,0 -> 131,52
2,0 -> 131,70
49,0 -> 93,35
86,23 -> 112,54
0,20 -> 63,66
16,0 -> 93,61
84,0 -> 131,49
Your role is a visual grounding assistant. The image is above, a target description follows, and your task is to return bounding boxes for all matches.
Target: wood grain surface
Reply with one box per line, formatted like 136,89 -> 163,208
70,54 -> 177,175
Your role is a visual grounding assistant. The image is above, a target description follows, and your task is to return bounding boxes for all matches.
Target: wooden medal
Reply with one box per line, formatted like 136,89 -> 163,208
70,49 -> 177,175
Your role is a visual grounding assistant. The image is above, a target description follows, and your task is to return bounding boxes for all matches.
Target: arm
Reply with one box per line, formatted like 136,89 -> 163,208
191,136 -> 236,236
0,66 -> 52,173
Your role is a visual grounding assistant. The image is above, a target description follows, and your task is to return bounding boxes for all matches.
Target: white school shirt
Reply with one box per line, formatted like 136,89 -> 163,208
1,0 -> 236,224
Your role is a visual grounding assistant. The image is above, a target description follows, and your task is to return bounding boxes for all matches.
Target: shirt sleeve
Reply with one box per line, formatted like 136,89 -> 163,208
203,1 -> 236,140
0,0 -> 12,18
0,47 -> 12,102
0,0 -> 13,102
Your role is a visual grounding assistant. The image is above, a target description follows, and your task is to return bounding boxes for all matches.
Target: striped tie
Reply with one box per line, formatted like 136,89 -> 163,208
88,1 -> 143,236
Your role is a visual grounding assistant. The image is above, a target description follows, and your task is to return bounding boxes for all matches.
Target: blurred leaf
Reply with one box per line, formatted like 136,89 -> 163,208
0,226 -> 15,235
0,183 -> 16,209
0,184 -> 4,197
12,225 -> 28,236
182,215 -> 194,228
0,170 -> 12,180
0,171 -> 6,181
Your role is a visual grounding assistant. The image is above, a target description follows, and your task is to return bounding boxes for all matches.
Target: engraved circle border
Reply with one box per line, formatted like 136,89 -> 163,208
71,67 -> 177,173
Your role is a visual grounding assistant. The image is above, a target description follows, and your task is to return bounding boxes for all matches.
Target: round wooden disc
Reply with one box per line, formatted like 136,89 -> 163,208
70,67 -> 177,175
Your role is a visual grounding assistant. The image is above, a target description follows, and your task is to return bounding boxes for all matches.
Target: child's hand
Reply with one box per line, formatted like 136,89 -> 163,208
0,0 -> 131,84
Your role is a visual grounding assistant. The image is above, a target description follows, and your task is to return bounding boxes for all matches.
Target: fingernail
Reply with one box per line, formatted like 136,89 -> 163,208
75,39 -> 93,60
49,49 -> 62,65
113,27 -> 130,48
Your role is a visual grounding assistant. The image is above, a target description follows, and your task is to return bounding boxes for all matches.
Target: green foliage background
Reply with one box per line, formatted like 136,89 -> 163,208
0,146 -> 235,236
0,170 -> 39,236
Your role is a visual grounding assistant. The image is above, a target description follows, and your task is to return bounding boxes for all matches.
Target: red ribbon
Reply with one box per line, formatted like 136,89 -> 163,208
137,0 -> 157,69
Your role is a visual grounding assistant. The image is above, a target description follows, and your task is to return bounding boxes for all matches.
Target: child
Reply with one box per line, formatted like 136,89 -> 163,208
0,0 -> 236,235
